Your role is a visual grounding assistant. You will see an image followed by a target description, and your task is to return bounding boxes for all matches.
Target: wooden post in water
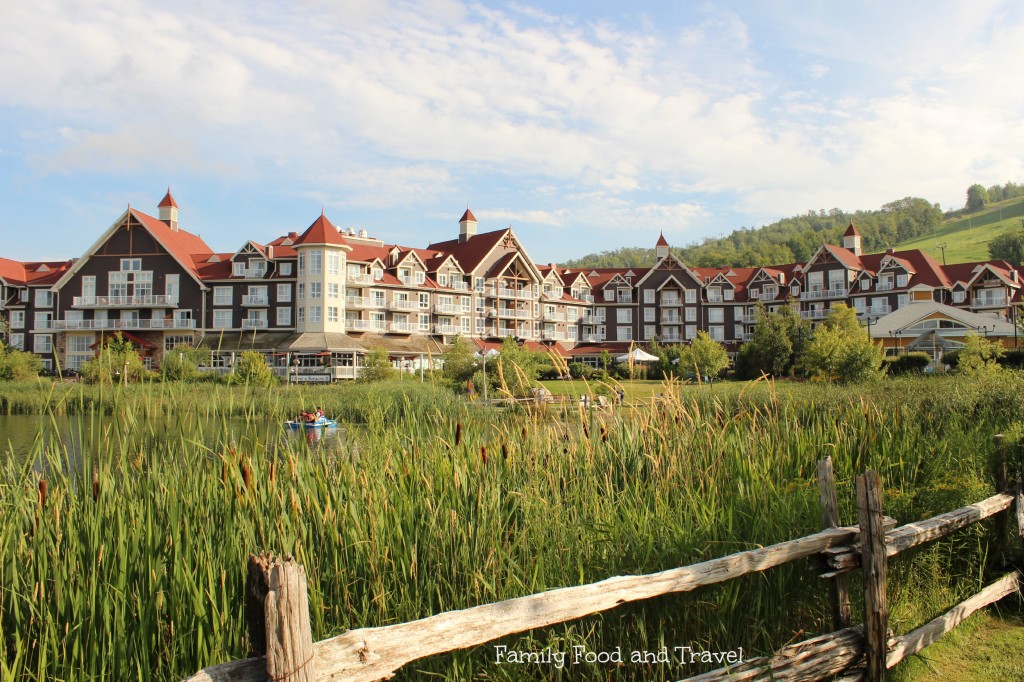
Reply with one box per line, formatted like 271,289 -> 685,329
817,456 -> 852,629
246,553 -> 315,682
858,470 -> 889,682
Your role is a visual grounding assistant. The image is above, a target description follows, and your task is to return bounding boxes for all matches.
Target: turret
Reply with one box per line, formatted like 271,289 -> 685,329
158,188 -> 179,232
655,232 -> 670,260
843,222 -> 862,256
459,208 -> 477,244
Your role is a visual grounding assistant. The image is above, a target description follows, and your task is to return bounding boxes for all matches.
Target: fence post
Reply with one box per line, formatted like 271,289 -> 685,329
994,434 -> 1009,546
817,456 -> 852,629
246,553 -> 316,682
858,470 -> 888,682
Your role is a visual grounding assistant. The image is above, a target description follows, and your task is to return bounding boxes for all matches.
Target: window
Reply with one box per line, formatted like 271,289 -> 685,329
419,292 -> 430,309
685,308 -> 696,322
371,290 -> 386,307
439,274 -> 449,287
595,307 -> 606,321
298,252 -> 306,275
616,326 -> 633,341
603,289 -> 614,301
279,262 -> 293,276
82,276 -> 96,300
120,258 -> 141,271
685,289 -> 696,303
298,283 -> 305,301
234,262 -> 246,277
164,335 -> 192,350
34,312 -> 53,330
724,289 -> 734,301
373,267 -> 384,281
734,324 -> 744,340
475,277 -> 485,292
808,271 -> 823,289
897,294 -> 909,309
685,325 -> 697,340
568,326 -> 577,340
616,308 -> 632,323
419,313 -> 430,331
35,290 -> 53,307
896,274 -> 909,287
33,335 -> 53,353
165,274 -> 179,303
327,283 -> 339,298
327,306 -> 338,323
371,312 -> 385,329
309,305 -> 322,323
644,325 -> 655,339
708,308 -> 724,323
213,310 -> 232,329
952,290 -> 966,303
643,289 -> 655,304
308,250 -> 322,275
709,326 -> 724,341
277,307 -> 291,325
644,308 -> 655,322
415,272 -> 425,285
213,287 -> 232,305
10,311 -> 25,328
278,284 -> 291,302
9,333 -> 25,350
298,307 -> 305,324
327,252 -> 340,275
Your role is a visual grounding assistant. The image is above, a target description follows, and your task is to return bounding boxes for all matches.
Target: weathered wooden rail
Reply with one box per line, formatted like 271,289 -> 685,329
186,440 -> 1024,682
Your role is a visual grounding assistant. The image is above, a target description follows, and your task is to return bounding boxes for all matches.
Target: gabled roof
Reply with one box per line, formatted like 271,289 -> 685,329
843,221 -> 860,238
0,257 -> 26,286
428,228 -> 510,274
53,206 -> 214,290
292,212 -> 352,249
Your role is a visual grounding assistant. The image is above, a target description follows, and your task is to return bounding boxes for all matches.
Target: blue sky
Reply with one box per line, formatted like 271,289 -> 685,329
2,1 -> 1023,264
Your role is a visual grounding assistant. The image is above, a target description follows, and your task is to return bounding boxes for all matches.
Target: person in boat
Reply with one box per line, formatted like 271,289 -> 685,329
316,407 -> 325,421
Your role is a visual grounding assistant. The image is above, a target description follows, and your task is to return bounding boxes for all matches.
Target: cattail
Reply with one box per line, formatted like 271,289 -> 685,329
501,443 -> 509,460
269,461 -> 275,483
241,461 -> 251,489
601,426 -> 608,443
92,469 -> 100,501
221,464 -> 227,484
583,424 -> 589,439
480,446 -> 487,464
455,422 -> 463,446
38,479 -> 47,508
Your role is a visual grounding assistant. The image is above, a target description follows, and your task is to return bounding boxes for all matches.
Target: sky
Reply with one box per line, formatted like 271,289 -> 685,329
2,0 -> 1023,264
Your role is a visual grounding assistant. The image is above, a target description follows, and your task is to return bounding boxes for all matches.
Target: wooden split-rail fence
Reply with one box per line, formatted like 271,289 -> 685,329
186,440 -> 1024,682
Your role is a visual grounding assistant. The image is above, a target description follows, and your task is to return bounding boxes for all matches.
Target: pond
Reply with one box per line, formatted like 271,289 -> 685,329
0,413 -> 352,472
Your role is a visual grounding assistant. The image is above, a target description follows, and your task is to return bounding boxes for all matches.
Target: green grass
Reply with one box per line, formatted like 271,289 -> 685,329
894,610 -> 1024,682
880,195 -> 1024,264
539,378 -> 666,401
2,374 -> 1023,680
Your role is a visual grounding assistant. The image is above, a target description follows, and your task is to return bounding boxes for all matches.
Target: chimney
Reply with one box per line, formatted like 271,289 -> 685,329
267,245 -> 274,260
358,229 -> 368,238
459,207 -> 478,244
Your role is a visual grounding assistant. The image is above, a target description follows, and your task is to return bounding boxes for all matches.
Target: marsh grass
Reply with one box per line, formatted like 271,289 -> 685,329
1,373 -> 1021,680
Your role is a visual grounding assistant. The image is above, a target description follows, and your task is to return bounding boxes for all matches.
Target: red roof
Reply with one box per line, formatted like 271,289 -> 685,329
158,188 -> 178,209
843,221 -> 860,238
292,212 -> 350,248
656,232 -> 669,247
130,209 -> 213,278
0,257 -> 27,285
428,228 -> 510,274
460,208 -> 477,223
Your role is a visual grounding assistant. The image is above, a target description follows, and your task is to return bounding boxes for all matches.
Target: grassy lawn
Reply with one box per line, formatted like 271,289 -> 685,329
882,196 -> 1024,264
894,610 -> 1024,682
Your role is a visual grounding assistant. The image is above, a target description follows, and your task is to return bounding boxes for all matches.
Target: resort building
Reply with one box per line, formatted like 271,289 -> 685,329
1,190 -> 1021,378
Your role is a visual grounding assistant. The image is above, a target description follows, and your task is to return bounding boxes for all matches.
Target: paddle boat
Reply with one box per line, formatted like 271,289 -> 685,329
285,417 -> 337,429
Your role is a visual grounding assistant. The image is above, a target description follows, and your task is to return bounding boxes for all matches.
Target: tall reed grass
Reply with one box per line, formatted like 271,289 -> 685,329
1,373 -> 1021,680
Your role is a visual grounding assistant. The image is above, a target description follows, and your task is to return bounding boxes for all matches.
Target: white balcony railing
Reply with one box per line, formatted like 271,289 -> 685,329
448,281 -> 470,291
242,295 -> 269,306
541,330 -> 567,340
799,310 -> 830,320
53,318 -> 197,330
707,294 -> 723,303
388,299 -> 420,311
972,295 -> 1007,308
660,298 -> 681,306
857,305 -> 892,317
543,312 -> 567,322
242,319 -> 268,329
388,321 -> 416,333
433,324 -> 460,335
346,273 -> 374,285
434,303 -> 461,314
72,295 -> 176,308
346,296 -> 371,309
583,334 -> 602,343
346,319 -> 371,331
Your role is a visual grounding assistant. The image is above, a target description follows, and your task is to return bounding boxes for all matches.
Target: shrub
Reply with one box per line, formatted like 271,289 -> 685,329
0,345 -> 43,381
359,348 -> 396,382
997,348 -> 1024,369
568,362 -> 595,380
231,350 -> 275,386
957,334 -> 1004,375
80,333 -> 147,384
885,352 -> 931,375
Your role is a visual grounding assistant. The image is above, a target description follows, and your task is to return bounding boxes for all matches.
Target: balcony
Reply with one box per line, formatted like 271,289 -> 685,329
72,295 -> 176,308
346,296 -> 372,309
877,282 -> 895,291
54,318 -> 197,330
799,310 -> 830,320
448,281 -> 470,291
972,294 -> 1007,308
541,329 -> 566,341
801,287 -> 848,301
739,313 -> 758,324
242,319 -> 268,329
662,334 -> 682,343
616,295 -> 632,304
346,319 -> 371,331
485,287 -> 532,299
739,332 -> 754,341
434,303 -> 461,314
388,299 -> 421,312
242,295 -> 269,307
857,305 -> 892,317
434,324 -> 460,335
661,315 -> 681,325
660,297 -> 681,307
707,294 -> 724,303
388,321 -> 416,333
542,311 -> 567,322
347,273 -> 374,285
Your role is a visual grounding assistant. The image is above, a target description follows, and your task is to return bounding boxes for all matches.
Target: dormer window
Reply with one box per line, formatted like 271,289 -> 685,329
373,267 -> 383,281
724,289 -> 734,301
234,262 -> 246,277
415,272 -> 425,285
896,274 -> 908,287
439,274 -> 449,287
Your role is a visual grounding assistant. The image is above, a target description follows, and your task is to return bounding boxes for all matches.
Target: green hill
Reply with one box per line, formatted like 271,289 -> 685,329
565,194 -> 1024,269
881,196 -> 1024,264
